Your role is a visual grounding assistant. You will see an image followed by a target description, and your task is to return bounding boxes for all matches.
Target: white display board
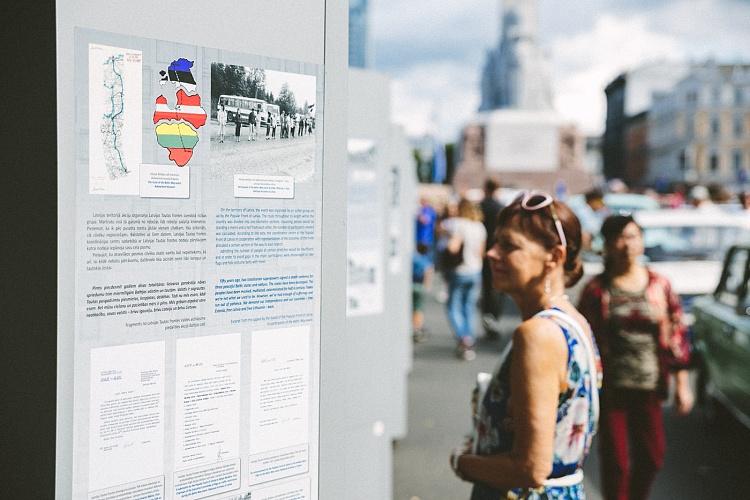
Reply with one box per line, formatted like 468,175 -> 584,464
54,1 -> 350,493
346,138 -> 385,317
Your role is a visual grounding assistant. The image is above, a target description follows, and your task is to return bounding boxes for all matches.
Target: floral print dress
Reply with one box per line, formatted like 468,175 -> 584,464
471,308 -> 602,500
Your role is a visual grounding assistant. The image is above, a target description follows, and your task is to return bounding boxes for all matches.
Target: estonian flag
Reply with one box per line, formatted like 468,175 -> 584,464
159,58 -> 197,91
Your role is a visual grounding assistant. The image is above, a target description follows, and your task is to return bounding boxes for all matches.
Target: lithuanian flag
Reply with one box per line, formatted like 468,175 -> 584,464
154,122 -> 198,167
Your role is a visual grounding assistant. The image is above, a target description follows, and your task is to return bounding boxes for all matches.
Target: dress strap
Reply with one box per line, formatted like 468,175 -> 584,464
543,468 -> 583,487
535,308 -> 600,430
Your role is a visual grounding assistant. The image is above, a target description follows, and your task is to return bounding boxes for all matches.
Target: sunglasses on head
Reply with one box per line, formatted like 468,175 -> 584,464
516,190 -> 567,248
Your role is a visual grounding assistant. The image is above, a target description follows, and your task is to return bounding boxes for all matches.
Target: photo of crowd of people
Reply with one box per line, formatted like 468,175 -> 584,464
210,63 -> 317,181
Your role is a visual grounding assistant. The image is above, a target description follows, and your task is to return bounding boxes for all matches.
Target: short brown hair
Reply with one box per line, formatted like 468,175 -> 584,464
496,197 -> 584,287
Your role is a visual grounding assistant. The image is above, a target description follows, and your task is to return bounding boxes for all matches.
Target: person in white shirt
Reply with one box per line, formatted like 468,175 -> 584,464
444,199 -> 487,360
217,104 -> 227,143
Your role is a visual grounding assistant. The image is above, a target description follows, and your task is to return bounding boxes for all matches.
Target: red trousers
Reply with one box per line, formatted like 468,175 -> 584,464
599,388 -> 665,500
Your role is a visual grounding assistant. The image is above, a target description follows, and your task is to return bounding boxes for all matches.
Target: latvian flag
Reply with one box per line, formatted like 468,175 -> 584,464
159,58 -> 197,93
153,91 -> 207,129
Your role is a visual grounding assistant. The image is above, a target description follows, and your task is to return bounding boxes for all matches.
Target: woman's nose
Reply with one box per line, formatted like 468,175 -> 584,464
486,245 -> 499,260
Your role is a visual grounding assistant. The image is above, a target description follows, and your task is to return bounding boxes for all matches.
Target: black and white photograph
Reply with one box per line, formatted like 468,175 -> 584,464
210,63 -> 317,181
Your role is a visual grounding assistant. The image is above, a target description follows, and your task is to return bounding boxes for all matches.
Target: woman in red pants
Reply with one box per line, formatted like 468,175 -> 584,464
578,214 -> 693,500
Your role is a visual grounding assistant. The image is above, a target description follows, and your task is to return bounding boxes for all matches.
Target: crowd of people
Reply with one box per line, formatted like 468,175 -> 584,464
216,104 -> 314,143
412,178 -> 712,499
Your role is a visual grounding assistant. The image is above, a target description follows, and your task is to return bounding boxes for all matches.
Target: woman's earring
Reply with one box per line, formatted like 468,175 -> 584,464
544,278 -> 552,296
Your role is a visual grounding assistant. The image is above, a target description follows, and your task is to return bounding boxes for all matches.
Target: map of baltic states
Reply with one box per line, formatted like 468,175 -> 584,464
153,58 -> 207,167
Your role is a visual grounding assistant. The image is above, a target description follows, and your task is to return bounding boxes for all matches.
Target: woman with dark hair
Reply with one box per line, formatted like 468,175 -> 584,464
578,214 -> 693,500
451,192 -> 601,499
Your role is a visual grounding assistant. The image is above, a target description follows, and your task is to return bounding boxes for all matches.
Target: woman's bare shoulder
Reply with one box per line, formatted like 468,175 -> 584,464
513,317 -> 567,353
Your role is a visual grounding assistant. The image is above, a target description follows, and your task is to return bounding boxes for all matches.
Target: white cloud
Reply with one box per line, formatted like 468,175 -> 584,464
549,14 -> 685,134
372,0 -> 750,141
389,61 -> 480,141
371,0 -> 495,58
646,0 -> 750,60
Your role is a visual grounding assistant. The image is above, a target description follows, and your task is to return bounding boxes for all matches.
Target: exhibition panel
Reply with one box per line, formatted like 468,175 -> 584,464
56,2 -> 346,499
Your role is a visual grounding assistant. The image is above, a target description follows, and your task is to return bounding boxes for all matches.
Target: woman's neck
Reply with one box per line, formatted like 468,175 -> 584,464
609,258 -> 642,278
513,282 -> 568,320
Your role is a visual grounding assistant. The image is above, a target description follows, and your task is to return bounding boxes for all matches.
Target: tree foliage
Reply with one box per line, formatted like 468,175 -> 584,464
276,83 -> 297,116
210,63 -> 267,116
210,63 -> 306,118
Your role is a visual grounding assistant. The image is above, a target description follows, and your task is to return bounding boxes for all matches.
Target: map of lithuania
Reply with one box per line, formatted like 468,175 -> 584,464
101,54 -> 128,179
153,58 -> 207,167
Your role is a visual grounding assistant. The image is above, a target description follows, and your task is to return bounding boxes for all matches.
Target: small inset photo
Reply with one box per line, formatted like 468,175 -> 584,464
210,63 -> 317,182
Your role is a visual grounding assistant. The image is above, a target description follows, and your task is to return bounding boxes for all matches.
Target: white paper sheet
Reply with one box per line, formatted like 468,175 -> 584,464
88,341 -> 165,493
249,326 -> 310,456
175,334 -> 241,470
251,477 -> 310,500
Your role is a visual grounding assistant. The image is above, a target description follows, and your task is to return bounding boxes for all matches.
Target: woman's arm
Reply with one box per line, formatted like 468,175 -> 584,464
457,318 -> 567,490
664,278 -> 694,414
673,369 -> 694,415
663,278 -> 691,368
577,277 -> 606,356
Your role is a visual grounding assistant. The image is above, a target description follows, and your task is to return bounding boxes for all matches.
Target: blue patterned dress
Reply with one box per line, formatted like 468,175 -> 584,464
470,308 -> 602,500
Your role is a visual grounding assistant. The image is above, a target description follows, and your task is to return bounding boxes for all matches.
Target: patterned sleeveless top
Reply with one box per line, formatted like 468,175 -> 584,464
471,308 -> 602,500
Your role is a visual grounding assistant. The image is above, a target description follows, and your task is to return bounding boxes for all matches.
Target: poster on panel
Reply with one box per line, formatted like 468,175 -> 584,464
73,28 -> 322,500
346,139 -> 385,317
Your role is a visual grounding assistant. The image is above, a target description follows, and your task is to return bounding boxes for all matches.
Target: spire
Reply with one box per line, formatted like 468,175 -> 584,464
500,0 -> 539,42
480,0 -> 551,111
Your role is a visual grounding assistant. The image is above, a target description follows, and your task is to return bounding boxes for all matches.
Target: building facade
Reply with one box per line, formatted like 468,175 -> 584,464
603,62 -> 689,184
649,62 -> 750,186
349,0 -> 370,68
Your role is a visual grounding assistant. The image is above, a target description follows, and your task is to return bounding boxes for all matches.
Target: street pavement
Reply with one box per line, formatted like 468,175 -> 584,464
209,121 -> 316,182
394,288 -> 750,500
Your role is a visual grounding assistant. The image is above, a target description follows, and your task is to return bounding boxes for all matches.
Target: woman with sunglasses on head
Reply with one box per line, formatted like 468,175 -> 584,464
578,214 -> 692,500
451,192 -> 601,500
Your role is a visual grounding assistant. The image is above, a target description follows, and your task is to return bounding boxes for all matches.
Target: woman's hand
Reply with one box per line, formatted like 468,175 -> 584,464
449,448 -> 470,481
674,370 -> 694,416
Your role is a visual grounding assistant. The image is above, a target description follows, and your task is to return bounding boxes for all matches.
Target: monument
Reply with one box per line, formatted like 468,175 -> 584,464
454,0 -> 591,194
479,0 -> 552,111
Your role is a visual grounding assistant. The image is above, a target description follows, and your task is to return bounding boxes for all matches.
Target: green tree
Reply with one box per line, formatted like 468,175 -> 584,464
276,83 -> 297,116
210,64 -> 268,116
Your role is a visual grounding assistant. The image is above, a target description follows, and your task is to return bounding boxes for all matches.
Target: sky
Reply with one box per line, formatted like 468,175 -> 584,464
264,69 -> 316,108
370,0 -> 750,141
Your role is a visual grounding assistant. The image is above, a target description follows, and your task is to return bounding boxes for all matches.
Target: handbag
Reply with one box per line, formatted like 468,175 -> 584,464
441,241 -> 464,269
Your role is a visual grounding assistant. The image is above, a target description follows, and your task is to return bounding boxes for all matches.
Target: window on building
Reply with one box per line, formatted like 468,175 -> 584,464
713,87 -> 721,104
710,152 -> 719,172
735,87 -> 744,105
735,115 -> 744,137
686,91 -> 698,106
711,116 -> 720,137
735,149 -> 743,172
679,150 -> 687,171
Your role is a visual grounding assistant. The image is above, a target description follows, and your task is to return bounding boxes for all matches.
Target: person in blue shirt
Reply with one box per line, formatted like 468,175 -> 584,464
416,197 -> 438,260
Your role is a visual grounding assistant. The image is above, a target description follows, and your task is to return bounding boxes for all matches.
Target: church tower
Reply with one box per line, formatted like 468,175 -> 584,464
479,0 -> 553,111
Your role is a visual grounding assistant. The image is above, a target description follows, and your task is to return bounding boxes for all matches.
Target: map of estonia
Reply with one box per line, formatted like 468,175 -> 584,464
153,58 -> 206,167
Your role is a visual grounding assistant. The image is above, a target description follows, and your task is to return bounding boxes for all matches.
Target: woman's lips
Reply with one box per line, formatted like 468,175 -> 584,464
490,264 -> 506,275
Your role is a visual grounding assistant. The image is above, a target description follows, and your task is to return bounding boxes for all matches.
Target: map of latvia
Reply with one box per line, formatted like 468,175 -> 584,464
153,91 -> 207,129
